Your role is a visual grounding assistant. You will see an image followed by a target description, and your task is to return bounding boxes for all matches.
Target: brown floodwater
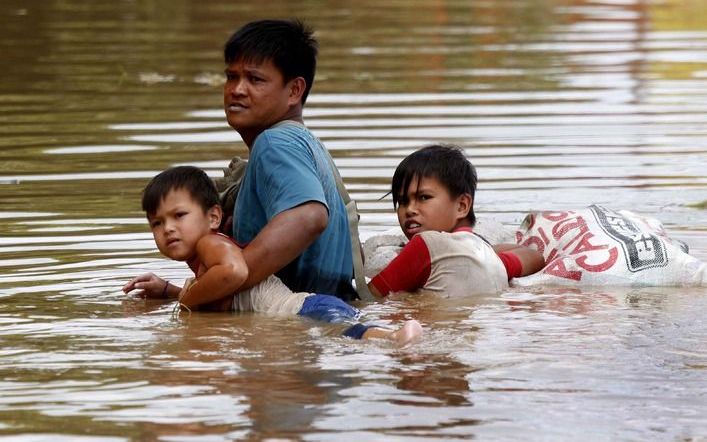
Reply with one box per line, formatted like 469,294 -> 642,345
1,0 -> 706,440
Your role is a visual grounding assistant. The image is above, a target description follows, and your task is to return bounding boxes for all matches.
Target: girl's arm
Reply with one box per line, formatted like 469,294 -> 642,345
178,235 -> 249,309
493,243 -> 545,277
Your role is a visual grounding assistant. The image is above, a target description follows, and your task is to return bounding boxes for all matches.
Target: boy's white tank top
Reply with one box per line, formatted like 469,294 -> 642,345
233,275 -> 311,315
418,230 -> 508,297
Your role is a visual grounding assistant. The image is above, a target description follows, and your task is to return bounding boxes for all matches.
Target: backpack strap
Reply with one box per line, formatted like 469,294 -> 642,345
322,153 -> 376,302
213,156 -> 248,234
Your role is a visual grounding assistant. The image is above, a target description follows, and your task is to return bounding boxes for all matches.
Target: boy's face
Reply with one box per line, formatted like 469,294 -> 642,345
147,188 -> 221,262
396,175 -> 472,240
223,58 -> 300,143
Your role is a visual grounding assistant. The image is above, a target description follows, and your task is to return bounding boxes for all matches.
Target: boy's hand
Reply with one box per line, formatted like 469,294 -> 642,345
122,273 -> 171,298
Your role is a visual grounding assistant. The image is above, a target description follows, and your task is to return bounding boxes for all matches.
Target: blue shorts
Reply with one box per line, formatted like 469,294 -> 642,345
297,294 -> 372,339
298,294 -> 359,323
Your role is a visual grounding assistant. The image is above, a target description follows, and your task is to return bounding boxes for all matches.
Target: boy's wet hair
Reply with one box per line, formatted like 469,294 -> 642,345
142,166 -> 219,217
224,19 -> 318,105
392,144 -> 478,226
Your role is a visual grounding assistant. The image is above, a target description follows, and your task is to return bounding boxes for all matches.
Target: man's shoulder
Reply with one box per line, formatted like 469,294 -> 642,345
250,122 -> 317,162
252,121 -> 332,173
257,121 -> 315,146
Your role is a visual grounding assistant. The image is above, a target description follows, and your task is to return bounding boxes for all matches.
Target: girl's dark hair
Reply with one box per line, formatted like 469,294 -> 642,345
224,19 -> 318,104
391,144 -> 478,226
142,166 -> 219,216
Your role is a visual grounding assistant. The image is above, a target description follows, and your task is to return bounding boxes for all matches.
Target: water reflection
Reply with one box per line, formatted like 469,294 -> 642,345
1,0 -> 706,439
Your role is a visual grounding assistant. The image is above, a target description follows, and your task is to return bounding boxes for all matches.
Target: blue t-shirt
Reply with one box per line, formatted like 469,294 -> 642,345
233,121 -> 356,301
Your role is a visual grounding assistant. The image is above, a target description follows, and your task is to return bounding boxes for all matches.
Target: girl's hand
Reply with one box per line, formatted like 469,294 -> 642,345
122,273 -> 170,298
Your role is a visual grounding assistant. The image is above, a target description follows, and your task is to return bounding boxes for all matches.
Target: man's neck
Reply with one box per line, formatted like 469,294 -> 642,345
243,111 -> 304,149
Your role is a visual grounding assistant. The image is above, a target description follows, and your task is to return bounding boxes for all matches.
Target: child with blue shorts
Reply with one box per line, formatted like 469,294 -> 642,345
123,166 -> 421,345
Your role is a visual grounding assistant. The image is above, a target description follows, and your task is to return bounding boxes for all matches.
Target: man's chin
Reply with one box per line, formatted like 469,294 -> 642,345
225,118 -> 242,130
226,119 -> 255,134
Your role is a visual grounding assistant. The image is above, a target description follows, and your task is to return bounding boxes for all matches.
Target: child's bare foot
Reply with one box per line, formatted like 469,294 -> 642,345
388,319 -> 422,346
361,320 -> 423,346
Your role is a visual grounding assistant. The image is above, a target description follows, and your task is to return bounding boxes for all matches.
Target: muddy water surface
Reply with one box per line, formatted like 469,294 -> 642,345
1,0 -> 706,440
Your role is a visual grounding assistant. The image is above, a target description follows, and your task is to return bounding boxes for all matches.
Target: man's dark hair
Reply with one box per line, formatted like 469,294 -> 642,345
142,166 -> 219,217
391,144 -> 478,226
224,19 -> 318,105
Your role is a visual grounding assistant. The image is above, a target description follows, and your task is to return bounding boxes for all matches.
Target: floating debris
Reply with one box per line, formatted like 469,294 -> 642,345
194,72 -> 223,87
138,72 -> 176,84
687,200 -> 707,209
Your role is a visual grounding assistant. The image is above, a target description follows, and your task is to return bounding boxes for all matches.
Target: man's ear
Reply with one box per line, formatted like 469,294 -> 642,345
456,193 -> 472,220
208,205 -> 223,230
288,77 -> 306,106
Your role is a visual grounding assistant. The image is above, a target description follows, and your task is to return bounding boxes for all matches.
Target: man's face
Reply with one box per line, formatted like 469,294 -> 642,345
223,58 -> 297,143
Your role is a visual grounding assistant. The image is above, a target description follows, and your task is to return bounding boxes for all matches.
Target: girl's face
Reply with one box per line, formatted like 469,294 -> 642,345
396,175 -> 472,240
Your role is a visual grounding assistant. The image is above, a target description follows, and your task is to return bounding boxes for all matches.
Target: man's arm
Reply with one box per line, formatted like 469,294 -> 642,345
239,201 -> 328,290
493,243 -> 545,276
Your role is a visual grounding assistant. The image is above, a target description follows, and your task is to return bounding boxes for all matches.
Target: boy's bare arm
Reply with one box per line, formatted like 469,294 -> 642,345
178,235 -> 249,309
494,243 -> 545,276
239,201 -> 328,290
123,273 -> 181,299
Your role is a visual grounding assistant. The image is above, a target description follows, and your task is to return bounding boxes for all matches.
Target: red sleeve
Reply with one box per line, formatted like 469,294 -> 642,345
370,235 -> 431,296
497,251 -> 522,280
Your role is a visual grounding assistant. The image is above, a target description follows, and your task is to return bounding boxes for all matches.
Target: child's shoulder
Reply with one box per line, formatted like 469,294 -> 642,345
196,232 -> 240,250
192,232 -> 245,272
418,228 -> 479,242
419,229 -> 495,255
